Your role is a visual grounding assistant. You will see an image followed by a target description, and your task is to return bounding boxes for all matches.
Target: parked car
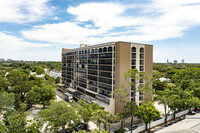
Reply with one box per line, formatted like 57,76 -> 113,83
75,123 -> 87,131
129,125 -> 138,130
64,92 -> 74,102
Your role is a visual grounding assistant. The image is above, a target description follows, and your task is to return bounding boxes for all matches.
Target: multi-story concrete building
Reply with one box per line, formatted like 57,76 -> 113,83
62,41 -> 153,114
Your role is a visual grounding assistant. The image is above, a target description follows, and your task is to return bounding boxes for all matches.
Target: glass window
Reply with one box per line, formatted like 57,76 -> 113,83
108,46 -> 112,52
99,48 -> 102,53
95,48 -> 98,53
132,53 -> 136,58
132,60 -> 136,65
140,48 -> 144,52
103,47 -> 107,52
132,47 -> 136,52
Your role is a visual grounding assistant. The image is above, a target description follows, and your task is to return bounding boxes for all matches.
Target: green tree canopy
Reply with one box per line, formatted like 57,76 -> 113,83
136,101 -> 160,131
36,67 -> 45,75
38,101 -> 79,133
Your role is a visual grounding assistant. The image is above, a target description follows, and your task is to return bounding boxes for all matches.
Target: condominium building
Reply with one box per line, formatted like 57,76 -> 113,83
62,41 -> 153,114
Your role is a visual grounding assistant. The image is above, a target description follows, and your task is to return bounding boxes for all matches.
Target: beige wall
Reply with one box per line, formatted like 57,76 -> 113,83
144,45 -> 153,100
115,42 -> 131,114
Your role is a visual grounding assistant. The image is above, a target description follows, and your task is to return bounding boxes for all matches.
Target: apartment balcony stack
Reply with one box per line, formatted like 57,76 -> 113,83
61,41 -> 153,114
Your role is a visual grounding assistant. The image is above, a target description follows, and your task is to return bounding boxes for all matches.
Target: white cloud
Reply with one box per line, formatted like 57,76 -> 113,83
0,32 -> 60,60
0,0 -> 51,23
21,0 -> 200,45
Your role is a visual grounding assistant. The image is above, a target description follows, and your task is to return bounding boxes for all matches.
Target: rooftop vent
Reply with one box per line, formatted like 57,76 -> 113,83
80,44 -> 90,48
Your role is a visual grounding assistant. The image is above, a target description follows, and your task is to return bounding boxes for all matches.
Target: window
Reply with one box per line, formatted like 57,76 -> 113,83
132,47 -> 136,52
99,89 -> 111,98
99,77 -> 112,84
99,83 -> 112,91
95,48 -> 98,53
99,53 -> 112,58
91,49 -> 94,53
103,47 -> 107,52
88,65 -> 97,70
140,54 -> 144,59
132,60 -> 136,65
99,48 -> 102,53
88,86 -> 97,92
99,66 -> 112,71
88,70 -> 97,75
99,71 -> 112,78
108,46 -> 112,52
140,48 -> 144,53
140,66 -> 144,71
132,53 -> 136,58
89,81 -> 97,86
140,60 -> 144,65
99,59 -> 112,65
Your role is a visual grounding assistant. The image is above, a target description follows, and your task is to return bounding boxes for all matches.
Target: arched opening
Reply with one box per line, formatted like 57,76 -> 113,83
99,48 -> 102,53
140,48 -> 144,53
103,47 -> 107,52
108,46 -> 112,52
131,47 -> 136,52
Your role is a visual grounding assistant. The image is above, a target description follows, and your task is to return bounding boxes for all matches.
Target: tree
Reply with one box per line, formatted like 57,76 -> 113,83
124,101 -> 138,133
55,77 -> 61,84
25,89 -> 41,109
77,100 -> 102,129
154,89 -> 170,123
7,71 -> 29,87
136,101 -> 160,132
92,110 -> 106,133
1,111 -> 42,133
38,101 -> 79,133
31,83 -> 56,108
124,69 -> 153,101
0,91 -> 13,113
36,67 -> 45,75
3,111 -> 27,133
114,86 -> 129,129
7,71 -> 32,103
116,111 -> 127,131
152,70 -> 168,91
0,76 -> 9,92
9,81 -> 32,103
103,111 -> 116,133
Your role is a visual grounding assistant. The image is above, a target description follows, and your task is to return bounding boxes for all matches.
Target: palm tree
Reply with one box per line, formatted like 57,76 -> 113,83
92,110 -> 105,133
116,112 -> 127,130
124,101 -> 138,133
106,113 -> 116,133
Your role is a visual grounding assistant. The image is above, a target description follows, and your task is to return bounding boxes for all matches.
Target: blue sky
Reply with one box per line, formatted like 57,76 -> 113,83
1,0 -> 200,63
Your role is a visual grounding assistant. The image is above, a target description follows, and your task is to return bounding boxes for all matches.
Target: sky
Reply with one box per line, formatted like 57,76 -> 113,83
0,0 -> 200,63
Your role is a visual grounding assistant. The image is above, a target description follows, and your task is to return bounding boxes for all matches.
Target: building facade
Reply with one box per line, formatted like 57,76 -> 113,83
62,41 -> 153,114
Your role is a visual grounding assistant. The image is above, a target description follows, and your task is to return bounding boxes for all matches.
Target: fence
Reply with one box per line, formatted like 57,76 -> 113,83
127,107 -> 194,133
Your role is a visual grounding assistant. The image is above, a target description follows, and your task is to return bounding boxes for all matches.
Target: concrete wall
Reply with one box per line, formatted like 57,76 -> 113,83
115,42 -> 131,114
144,45 -> 153,100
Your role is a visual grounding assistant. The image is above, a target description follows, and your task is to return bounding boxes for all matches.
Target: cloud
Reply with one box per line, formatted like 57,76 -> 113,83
0,32 -> 60,60
0,0 -> 52,23
21,0 -> 200,45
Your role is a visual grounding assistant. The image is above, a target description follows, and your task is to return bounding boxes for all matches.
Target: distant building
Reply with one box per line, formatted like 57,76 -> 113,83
167,59 -> 169,63
0,58 -> 4,61
62,41 -> 153,114
181,59 -> 184,63
173,60 -> 178,64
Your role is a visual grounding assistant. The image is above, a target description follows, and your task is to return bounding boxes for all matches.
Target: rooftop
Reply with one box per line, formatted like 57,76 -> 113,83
62,41 -> 152,53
